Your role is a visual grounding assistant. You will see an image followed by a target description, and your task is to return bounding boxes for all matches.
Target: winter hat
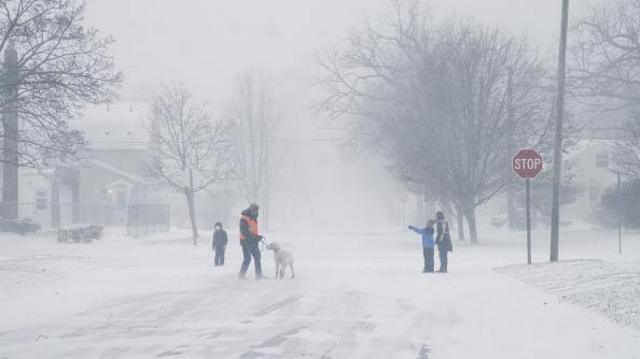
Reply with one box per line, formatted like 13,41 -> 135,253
248,203 -> 260,217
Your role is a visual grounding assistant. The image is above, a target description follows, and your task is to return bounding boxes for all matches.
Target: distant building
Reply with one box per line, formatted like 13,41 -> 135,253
16,100 -> 158,228
74,100 -> 153,226
563,138 -> 620,223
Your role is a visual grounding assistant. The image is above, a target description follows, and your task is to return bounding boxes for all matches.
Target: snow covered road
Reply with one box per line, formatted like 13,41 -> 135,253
1,229 -> 639,358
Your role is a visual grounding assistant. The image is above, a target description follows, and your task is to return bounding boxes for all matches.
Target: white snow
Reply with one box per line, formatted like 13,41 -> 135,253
1,226 -> 639,358
498,259 -> 640,330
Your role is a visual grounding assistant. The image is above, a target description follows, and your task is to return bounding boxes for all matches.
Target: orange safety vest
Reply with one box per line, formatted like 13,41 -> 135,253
239,215 -> 258,241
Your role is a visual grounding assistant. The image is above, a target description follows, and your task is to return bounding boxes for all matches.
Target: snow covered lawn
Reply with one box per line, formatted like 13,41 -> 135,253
0,227 -> 639,358
498,259 -> 640,331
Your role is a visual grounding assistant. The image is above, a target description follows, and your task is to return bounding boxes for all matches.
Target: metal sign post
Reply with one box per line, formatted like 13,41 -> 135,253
513,149 -> 544,264
526,178 -> 531,264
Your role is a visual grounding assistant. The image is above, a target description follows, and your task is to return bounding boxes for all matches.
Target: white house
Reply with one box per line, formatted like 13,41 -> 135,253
563,138 -> 620,223
15,100 -> 159,228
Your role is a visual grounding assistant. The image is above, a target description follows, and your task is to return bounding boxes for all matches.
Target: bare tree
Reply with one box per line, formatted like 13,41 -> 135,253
570,0 -> 640,108
0,0 -> 120,218
227,72 -> 285,230
318,0 -> 553,243
144,83 -> 234,245
615,115 -> 640,178
569,0 -> 640,178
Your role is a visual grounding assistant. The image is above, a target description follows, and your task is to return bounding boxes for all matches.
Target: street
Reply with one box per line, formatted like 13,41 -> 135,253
1,229 -> 639,358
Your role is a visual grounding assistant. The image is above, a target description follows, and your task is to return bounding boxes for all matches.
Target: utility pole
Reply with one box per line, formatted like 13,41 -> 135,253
550,0 -> 570,262
506,67 -> 516,229
2,42 -> 19,220
263,117 -> 270,231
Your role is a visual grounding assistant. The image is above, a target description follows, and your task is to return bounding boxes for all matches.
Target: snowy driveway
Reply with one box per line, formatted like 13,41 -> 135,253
1,229 -> 639,358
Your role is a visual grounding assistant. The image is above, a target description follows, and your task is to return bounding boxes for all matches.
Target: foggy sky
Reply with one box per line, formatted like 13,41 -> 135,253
82,0 -> 605,229
85,0 -> 601,103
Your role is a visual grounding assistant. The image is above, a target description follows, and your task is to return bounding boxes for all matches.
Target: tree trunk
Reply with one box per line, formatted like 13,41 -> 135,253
456,208 -> 466,241
263,178 -> 270,231
416,193 -> 424,222
465,208 -> 479,244
187,168 -> 198,245
186,190 -> 198,245
2,44 -> 19,220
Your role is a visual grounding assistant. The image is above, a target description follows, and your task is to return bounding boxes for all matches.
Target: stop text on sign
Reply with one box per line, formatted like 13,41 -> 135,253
512,149 -> 543,179
513,158 -> 542,171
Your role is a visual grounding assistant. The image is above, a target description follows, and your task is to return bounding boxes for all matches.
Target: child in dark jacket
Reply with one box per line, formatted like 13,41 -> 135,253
436,222 -> 453,272
408,220 -> 436,273
212,222 -> 228,266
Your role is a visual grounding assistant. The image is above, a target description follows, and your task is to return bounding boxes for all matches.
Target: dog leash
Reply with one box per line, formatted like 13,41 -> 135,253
260,235 -> 267,252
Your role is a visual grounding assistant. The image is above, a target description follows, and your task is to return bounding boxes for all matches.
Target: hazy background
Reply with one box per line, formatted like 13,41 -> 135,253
81,0 -> 603,231
84,0 -> 601,99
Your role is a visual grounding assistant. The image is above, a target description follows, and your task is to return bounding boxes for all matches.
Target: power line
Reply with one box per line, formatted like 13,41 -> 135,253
88,138 -> 351,145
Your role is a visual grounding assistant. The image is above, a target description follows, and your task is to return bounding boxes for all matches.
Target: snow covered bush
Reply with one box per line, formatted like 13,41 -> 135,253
599,179 -> 640,229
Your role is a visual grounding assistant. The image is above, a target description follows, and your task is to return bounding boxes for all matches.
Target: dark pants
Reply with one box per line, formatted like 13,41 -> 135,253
423,247 -> 434,272
214,247 -> 225,266
239,240 -> 262,278
438,249 -> 448,272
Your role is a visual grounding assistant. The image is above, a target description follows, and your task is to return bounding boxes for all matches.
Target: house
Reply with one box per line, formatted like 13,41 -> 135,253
563,137 -> 621,223
15,100 -> 160,229
73,100 -> 154,226
18,166 -> 74,227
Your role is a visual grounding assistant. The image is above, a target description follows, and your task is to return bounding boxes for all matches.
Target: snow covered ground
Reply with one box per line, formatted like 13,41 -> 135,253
1,226 -> 639,358
498,260 -> 640,331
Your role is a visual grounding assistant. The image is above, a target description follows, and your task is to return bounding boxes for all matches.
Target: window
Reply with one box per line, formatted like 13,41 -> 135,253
36,191 -> 47,210
595,152 -> 609,168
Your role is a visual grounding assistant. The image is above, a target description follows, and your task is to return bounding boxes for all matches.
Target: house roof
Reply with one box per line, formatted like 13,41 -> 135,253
71,100 -> 151,150
565,138 -> 618,162
81,158 -> 146,185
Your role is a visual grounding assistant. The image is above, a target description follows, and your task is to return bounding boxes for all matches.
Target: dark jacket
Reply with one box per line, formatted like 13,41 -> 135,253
213,229 -> 228,250
436,231 -> 453,252
436,220 -> 444,241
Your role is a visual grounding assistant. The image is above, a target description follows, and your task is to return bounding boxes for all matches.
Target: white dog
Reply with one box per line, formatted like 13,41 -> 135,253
265,242 -> 295,279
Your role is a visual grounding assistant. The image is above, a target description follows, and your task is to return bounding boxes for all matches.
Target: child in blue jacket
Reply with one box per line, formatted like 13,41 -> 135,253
408,220 -> 436,273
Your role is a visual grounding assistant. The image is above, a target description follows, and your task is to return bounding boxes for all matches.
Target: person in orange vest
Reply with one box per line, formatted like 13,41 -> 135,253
238,203 -> 265,279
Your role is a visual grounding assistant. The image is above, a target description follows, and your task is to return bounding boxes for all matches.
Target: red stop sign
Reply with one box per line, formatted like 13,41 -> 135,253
513,149 -> 543,179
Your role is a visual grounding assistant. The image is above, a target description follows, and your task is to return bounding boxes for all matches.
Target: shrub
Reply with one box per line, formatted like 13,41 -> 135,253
600,179 -> 640,229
